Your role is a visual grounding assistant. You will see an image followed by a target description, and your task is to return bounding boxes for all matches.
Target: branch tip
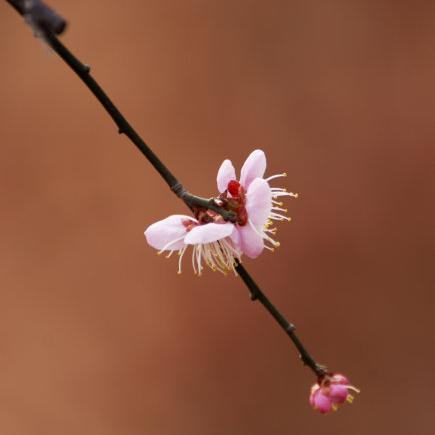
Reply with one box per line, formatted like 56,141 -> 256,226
8,0 -> 68,35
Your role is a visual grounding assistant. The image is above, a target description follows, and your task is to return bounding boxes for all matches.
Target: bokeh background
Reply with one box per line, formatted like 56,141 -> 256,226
1,1 -> 435,434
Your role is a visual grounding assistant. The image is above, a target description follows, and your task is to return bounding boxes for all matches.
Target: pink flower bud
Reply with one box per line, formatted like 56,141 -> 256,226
309,373 -> 360,414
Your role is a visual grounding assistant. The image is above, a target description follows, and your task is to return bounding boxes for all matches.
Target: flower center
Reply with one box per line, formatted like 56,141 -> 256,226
227,180 -> 242,197
190,180 -> 249,227
219,180 -> 248,226
182,219 -> 198,231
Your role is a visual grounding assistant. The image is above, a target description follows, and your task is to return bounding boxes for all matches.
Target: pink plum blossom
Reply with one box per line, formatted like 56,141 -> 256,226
309,373 -> 360,414
144,149 -> 296,275
145,214 -> 241,275
215,149 -> 297,258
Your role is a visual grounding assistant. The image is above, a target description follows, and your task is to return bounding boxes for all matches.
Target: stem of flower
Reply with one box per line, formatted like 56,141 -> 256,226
236,262 -> 326,377
6,2 -> 325,377
43,30 -> 237,222
4,0 -> 233,222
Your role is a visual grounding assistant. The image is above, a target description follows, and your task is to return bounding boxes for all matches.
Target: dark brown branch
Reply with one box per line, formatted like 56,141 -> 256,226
5,1 -> 325,377
43,30 -> 236,222
236,262 -> 326,376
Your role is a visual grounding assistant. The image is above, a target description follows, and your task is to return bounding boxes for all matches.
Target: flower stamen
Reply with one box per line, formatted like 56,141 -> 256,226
177,246 -> 188,274
269,212 -> 291,221
265,172 -> 287,182
272,200 -> 283,206
158,235 -> 187,254
248,218 -> 280,247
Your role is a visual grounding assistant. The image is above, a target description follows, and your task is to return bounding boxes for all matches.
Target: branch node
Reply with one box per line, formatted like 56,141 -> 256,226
171,182 -> 185,198
286,323 -> 296,333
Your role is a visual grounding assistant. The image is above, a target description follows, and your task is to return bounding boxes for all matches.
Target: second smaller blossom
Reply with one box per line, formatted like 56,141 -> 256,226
309,373 -> 360,414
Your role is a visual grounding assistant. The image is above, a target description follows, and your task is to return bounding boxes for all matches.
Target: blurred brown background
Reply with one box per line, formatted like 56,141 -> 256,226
1,1 -> 434,434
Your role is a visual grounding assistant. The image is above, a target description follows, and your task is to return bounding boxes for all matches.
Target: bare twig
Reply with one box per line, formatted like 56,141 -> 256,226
5,1 -> 326,377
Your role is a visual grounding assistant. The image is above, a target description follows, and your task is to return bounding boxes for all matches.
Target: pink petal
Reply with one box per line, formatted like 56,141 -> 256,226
238,224 -> 264,258
329,385 -> 349,404
216,159 -> 236,193
313,390 -> 333,414
145,215 -> 194,250
184,222 -> 235,244
239,149 -> 266,188
309,385 -> 320,407
330,374 -> 349,385
245,177 -> 272,227
230,227 -> 242,251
